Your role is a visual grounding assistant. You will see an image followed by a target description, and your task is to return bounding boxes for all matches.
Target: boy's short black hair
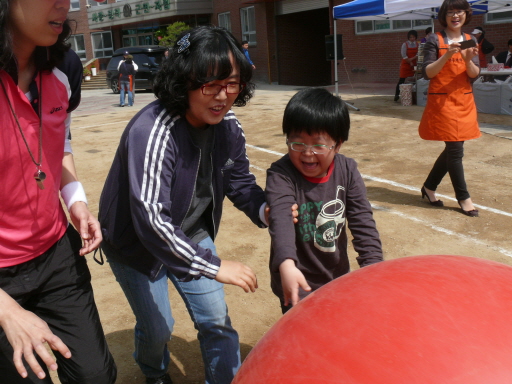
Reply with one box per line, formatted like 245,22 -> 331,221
153,26 -> 254,115
408,30 -> 418,39
282,88 -> 350,146
241,40 -> 249,45
425,27 -> 432,35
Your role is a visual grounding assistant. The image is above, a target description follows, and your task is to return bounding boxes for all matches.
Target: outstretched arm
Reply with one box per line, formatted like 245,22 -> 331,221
0,289 -> 71,379
61,152 -> 102,255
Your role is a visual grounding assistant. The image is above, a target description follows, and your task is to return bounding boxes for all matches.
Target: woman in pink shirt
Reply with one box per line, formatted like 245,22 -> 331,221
0,1 -> 116,383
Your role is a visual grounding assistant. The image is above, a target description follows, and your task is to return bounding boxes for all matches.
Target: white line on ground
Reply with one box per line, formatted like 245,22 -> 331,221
245,144 -> 512,218
73,121 -> 130,129
372,204 -> 512,258
250,164 -> 265,172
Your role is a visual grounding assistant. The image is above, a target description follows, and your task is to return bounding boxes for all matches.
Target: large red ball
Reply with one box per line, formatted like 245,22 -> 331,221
233,255 -> 512,384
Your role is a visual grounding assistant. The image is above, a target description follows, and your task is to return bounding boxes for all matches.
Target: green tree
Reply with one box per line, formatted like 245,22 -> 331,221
158,22 -> 190,48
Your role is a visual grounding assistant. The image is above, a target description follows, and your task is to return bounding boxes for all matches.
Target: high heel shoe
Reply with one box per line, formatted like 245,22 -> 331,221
421,186 -> 444,207
458,201 -> 479,217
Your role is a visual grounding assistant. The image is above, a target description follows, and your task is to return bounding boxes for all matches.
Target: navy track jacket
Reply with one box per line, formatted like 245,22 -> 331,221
99,100 -> 266,282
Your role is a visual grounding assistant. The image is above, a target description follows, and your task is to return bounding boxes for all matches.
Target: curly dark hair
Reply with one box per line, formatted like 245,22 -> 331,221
0,0 -> 72,71
438,0 -> 473,28
282,88 -> 350,146
153,25 -> 255,116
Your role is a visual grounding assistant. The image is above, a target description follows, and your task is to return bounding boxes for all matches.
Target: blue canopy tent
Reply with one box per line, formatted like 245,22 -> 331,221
331,0 -> 512,93
333,0 -> 511,20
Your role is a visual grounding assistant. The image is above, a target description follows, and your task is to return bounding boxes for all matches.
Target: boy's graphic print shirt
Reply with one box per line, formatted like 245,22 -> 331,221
266,153 -> 383,302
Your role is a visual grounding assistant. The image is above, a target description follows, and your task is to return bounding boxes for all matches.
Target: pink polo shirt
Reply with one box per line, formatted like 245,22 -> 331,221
0,69 -> 70,267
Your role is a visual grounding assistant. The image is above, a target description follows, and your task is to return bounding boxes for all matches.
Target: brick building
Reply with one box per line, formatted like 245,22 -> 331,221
69,0 -> 512,84
69,0 -> 213,70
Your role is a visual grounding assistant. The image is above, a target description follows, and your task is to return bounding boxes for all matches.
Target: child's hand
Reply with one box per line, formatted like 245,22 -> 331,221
279,259 -> 311,306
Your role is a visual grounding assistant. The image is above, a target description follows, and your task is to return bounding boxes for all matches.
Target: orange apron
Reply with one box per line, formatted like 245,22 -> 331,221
399,42 -> 418,78
477,40 -> 486,68
418,32 -> 480,142
119,74 -> 134,92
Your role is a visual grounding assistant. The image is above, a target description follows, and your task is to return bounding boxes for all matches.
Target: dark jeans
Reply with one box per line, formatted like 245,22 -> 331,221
0,226 -> 117,384
395,77 -> 406,99
424,141 -> 470,201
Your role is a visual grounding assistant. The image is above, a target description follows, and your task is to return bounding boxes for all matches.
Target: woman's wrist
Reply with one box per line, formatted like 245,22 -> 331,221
60,181 -> 88,210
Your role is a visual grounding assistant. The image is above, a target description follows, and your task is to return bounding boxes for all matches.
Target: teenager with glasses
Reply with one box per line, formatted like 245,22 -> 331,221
0,1 -> 117,383
418,0 -> 480,217
265,88 -> 383,314
99,26 -> 268,384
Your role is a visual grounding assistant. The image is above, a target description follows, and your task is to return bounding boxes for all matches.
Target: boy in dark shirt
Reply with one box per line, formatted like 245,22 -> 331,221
266,88 -> 383,313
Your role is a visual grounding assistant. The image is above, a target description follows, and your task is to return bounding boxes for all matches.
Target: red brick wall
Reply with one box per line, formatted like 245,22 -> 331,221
68,0 -> 110,64
73,0 -> 511,84
331,0 -> 512,84
212,1 -> 272,83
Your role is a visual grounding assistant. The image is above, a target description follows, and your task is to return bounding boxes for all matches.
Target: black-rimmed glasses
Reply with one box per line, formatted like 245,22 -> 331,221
287,141 -> 335,155
446,10 -> 465,17
201,83 -> 245,95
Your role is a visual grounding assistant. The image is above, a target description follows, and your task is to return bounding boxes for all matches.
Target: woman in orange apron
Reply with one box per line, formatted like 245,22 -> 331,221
394,30 -> 418,102
418,0 -> 480,216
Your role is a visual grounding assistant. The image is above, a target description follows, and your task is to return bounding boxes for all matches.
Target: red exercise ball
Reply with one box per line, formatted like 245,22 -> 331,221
233,255 -> 512,384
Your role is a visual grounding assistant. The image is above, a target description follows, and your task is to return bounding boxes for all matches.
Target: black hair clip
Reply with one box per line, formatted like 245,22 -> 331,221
177,33 -> 191,53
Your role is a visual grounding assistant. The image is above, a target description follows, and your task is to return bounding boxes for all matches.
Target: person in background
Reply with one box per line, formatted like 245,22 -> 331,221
0,0 -> 117,383
471,26 -> 494,68
99,26 -> 267,384
117,50 -> 139,71
421,27 -> 433,43
494,38 -> 512,81
266,88 -> 383,313
418,0 -> 480,217
394,30 -> 418,102
241,40 -> 256,70
119,54 -> 136,107
496,38 -> 512,67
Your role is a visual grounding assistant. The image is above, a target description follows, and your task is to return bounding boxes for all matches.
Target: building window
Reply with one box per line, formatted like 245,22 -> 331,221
240,6 -> 256,45
486,10 -> 512,23
355,19 -> 432,34
91,31 -> 113,58
91,0 -> 107,6
121,27 -> 158,47
218,12 -> 231,31
70,0 -> 80,11
68,35 -> 86,60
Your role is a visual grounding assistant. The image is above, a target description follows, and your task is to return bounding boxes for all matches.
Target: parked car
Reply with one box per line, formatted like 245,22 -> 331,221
106,46 -> 167,94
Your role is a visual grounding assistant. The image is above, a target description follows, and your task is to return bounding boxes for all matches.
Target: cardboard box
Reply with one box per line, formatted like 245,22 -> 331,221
501,81 -> 512,115
487,63 -> 505,71
416,79 -> 430,107
473,81 -> 502,114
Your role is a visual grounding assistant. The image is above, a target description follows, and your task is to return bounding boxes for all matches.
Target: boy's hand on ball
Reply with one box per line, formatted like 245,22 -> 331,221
279,259 -> 311,306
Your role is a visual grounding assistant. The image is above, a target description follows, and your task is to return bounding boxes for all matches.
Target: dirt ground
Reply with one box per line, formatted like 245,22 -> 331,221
52,83 -> 512,383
